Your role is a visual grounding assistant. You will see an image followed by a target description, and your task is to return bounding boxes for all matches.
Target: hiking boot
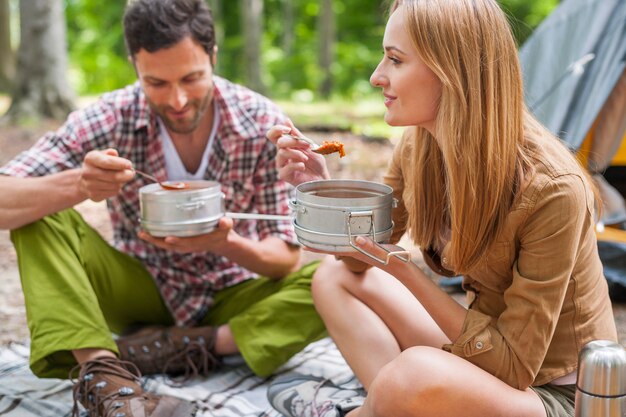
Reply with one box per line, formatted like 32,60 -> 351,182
70,356 -> 196,417
116,325 -> 220,380
267,373 -> 365,417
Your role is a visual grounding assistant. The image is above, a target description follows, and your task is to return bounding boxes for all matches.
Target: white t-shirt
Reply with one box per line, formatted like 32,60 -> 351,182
158,105 -> 220,181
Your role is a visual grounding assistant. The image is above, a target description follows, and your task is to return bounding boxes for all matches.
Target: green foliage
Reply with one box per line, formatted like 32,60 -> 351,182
63,0 -> 558,98
65,0 -> 134,94
498,0 -> 560,45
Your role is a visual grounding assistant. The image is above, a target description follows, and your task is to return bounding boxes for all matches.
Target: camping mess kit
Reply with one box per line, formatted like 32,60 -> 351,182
139,179 -> 411,264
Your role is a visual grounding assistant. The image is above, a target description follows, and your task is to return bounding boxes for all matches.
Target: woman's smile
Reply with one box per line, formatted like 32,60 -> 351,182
383,93 -> 396,107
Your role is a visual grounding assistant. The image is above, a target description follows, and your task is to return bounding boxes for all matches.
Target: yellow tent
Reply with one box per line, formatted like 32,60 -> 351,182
576,69 -> 626,243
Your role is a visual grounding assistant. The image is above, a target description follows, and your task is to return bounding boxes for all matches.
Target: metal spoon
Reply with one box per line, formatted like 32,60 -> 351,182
285,134 -> 346,157
284,134 -> 321,152
134,169 -> 189,190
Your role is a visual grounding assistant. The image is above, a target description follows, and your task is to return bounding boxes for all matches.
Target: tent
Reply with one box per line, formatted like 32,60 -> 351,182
519,0 -> 626,300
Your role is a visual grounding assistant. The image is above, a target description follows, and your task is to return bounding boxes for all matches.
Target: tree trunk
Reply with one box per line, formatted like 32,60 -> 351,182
0,0 -> 13,93
208,0 -> 224,73
4,0 -> 74,123
282,0 -> 294,56
240,0 -> 265,94
318,0 -> 335,99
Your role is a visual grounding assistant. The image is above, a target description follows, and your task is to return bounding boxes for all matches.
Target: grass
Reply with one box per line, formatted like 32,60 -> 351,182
0,94 -> 404,141
277,96 -> 403,140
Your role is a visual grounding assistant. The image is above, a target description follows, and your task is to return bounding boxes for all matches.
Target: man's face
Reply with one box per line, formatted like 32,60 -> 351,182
134,37 -> 216,134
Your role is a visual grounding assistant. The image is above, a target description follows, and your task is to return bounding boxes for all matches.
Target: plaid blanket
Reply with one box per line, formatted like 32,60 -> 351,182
0,338 -> 354,417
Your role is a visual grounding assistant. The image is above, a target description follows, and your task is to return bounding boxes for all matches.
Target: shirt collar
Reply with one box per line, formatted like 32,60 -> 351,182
212,76 -> 259,141
132,82 -> 157,136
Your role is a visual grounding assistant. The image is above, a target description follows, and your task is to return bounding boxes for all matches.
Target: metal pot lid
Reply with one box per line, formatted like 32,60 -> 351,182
295,179 -> 393,209
139,180 -> 222,201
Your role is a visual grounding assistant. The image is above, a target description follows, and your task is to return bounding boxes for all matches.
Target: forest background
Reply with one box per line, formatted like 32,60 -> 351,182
0,0 -> 558,134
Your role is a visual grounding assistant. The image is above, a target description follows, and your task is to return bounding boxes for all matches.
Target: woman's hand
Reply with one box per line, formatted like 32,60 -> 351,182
265,122 -> 331,186
306,236 -> 412,272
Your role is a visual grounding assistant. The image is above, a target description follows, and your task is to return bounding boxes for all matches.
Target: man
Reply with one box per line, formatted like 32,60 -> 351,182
0,0 -> 326,416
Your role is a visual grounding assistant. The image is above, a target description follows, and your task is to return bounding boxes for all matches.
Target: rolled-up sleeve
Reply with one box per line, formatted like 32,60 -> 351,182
444,173 -> 593,389
0,100 -> 119,178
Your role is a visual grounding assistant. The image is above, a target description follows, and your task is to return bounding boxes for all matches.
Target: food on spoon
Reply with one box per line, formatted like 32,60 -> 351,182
161,181 -> 189,190
315,140 -> 346,158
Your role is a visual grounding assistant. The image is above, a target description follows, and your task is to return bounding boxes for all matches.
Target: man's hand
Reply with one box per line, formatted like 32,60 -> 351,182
138,216 -> 235,254
79,148 -> 135,202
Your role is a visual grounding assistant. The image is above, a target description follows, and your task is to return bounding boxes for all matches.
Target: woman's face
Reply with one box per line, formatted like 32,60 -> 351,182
370,6 -> 442,133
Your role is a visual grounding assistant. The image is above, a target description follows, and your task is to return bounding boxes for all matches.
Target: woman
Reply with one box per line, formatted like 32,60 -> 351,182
265,0 -> 618,416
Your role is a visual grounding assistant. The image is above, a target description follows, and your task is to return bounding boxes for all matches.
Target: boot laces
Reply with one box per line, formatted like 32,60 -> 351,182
69,356 -> 147,417
160,330 -> 220,384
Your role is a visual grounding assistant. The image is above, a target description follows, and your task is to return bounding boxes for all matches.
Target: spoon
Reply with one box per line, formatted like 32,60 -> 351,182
285,134 -> 346,157
284,134 -> 321,152
134,169 -> 189,190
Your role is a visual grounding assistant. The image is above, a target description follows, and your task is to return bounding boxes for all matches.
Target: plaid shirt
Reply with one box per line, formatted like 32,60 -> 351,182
0,76 -> 297,325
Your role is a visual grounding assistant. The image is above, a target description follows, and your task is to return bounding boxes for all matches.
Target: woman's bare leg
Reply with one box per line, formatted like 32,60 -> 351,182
348,346 -> 546,417
311,256 -> 450,389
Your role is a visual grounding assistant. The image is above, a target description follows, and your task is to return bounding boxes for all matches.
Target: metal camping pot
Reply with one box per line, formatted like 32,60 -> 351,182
291,179 -> 410,264
139,180 -> 294,237
139,180 -> 224,237
575,340 -> 626,417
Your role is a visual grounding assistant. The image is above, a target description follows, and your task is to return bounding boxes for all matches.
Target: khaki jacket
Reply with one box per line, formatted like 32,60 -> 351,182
384,134 -> 618,389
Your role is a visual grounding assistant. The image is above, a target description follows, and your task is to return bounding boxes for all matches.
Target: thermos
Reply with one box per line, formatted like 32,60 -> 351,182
575,340 -> 626,416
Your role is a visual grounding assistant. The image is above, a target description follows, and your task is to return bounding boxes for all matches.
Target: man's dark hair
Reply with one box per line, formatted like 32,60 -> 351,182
123,0 -> 216,57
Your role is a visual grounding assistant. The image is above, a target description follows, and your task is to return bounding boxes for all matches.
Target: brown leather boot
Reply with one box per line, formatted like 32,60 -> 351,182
116,325 -> 220,380
70,356 -> 196,417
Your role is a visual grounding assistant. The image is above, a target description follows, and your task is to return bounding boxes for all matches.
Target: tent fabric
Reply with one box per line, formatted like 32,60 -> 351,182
612,137 -> 626,165
519,0 -> 626,151
589,71 -> 626,225
518,0 -> 626,299
589,70 -> 626,172
594,174 -> 626,225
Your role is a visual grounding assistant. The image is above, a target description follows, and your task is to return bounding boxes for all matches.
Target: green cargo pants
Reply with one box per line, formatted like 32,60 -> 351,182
10,209 -> 326,379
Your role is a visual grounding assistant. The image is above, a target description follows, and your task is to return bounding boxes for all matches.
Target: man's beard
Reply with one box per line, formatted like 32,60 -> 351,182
149,92 -> 212,134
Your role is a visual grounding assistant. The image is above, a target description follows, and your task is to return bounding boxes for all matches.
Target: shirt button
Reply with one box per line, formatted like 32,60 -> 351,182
475,341 -> 484,349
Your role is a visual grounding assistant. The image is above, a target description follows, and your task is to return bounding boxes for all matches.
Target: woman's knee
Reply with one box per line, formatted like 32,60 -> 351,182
367,347 -> 452,416
311,256 -> 348,300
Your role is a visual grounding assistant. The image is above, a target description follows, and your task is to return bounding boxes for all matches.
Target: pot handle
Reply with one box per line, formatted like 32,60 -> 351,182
288,200 -> 306,214
176,201 -> 206,211
347,211 -> 410,265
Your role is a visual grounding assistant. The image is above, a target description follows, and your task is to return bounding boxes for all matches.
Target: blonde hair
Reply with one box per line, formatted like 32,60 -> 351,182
392,0 -> 582,273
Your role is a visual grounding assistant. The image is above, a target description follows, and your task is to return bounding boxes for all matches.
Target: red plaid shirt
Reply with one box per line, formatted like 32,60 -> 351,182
1,76 -> 297,325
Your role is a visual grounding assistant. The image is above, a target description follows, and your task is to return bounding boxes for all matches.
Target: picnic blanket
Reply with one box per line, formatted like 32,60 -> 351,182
0,337 -> 355,417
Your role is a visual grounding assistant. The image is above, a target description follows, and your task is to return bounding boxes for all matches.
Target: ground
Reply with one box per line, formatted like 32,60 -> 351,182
0,122 -> 625,347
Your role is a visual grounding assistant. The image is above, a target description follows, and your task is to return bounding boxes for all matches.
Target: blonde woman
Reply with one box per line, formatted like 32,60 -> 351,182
265,0 -> 618,416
